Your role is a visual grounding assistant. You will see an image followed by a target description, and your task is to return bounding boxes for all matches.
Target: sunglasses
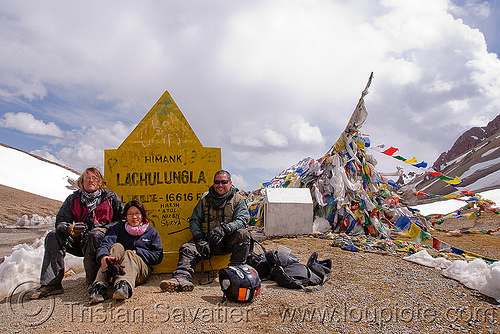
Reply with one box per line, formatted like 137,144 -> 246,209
214,179 -> 230,185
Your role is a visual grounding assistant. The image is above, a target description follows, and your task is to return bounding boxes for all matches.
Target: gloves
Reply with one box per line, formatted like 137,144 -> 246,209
195,238 -> 211,259
68,223 -> 87,237
207,224 -> 229,246
103,257 -> 126,279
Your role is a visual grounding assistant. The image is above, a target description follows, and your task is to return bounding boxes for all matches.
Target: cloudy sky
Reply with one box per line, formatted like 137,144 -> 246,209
1,0 -> 500,191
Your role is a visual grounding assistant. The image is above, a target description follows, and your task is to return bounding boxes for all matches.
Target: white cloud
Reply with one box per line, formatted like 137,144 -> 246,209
467,115 -> 489,127
29,148 -> 64,166
262,129 -> 288,148
449,0 -> 491,18
422,77 -> 455,93
37,121 -> 134,173
290,115 -> 324,146
448,99 -> 469,113
0,112 -> 64,137
219,0 -> 380,101
379,57 -> 421,86
1,0 -> 500,191
230,173 -> 249,190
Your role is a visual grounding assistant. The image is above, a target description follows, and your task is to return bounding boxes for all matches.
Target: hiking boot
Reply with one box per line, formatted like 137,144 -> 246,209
29,284 -> 64,299
113,280 -> 132,300
160,276 -> 194,292
89,282 -> 107,304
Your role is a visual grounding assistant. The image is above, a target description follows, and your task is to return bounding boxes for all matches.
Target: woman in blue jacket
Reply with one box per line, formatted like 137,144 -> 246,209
90,200 -> 163,303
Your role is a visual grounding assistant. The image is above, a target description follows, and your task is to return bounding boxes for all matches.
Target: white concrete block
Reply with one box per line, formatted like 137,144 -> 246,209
263,188 -> 313,237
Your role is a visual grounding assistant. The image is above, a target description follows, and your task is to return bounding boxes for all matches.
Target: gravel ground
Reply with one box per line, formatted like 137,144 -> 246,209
1,185 -> 500,333
2,236 -> 499,334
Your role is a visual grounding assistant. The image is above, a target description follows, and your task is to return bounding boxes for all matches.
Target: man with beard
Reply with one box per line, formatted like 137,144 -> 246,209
160,170 -> 250,292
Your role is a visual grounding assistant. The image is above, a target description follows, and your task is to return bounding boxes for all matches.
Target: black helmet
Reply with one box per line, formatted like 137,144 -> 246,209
219,264 -> 261,302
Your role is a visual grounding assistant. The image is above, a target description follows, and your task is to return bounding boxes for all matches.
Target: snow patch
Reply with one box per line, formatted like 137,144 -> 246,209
414,188 -> 500,215
0,214 -> 55,229
0,233 -> 84,301
403,249 -> 451,269
481,147 -> 499,158
461,156 -> 500,179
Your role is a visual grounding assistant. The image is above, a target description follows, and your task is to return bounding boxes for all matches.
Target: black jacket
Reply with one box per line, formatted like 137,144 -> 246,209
55,189 -> 123,236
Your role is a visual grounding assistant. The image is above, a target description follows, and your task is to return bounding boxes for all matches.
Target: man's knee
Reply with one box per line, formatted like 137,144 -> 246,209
84,228 -> 106,251
179,241 -> 197,257
45,230 -> 58,245
44,230 -> 65,253
87,228 -> 106,242
232,228 -> 250,243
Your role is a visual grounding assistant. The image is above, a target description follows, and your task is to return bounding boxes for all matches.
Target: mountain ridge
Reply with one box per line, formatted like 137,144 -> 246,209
400,113 -> 500,205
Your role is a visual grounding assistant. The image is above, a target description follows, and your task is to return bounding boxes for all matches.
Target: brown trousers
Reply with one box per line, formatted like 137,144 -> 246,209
94,243 -> 151,289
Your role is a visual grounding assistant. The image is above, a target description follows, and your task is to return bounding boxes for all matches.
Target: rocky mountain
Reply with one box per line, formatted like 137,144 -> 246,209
405,114 -> 500,203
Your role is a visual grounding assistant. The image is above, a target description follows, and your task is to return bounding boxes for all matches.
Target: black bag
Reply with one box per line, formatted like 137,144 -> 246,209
246,238 -> 272,279
274,252 -> 332,290
274,263 -> 319,289
265,249 -> 299,280
307,252 -> 332,283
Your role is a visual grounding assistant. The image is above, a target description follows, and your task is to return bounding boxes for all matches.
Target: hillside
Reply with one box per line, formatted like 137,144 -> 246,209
397,114 -> 500,205
0,184 -> 62,224
0,184 -> 61,264
0,143 -> 80,202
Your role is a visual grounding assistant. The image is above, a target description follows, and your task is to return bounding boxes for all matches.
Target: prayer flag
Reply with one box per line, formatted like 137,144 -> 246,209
382,147 -> 399,156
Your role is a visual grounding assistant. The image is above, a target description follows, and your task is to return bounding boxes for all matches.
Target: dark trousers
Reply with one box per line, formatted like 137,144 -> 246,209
173,228 -> 251,279
40,228 -> 105,286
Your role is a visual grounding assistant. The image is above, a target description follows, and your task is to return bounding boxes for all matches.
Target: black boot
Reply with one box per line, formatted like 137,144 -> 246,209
113,280 -> 132,300
89,281 -> 108,304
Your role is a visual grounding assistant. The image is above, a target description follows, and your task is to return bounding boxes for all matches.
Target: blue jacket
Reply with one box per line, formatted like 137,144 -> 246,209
96,220 -> 163,267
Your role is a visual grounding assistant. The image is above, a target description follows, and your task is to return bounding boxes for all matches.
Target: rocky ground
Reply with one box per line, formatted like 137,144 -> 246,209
1,184 -> 500,333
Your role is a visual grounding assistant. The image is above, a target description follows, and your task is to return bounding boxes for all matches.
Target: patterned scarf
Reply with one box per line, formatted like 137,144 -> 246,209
125,219 -> 149,236
206,185 -> 236,209
80,189 -> 102,212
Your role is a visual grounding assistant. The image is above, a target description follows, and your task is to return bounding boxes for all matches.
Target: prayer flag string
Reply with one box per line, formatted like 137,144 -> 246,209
370,144 -> 462,186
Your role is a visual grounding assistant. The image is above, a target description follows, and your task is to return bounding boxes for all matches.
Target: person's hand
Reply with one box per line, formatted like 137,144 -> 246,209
100,256 -> 111,269
207,225 -> 227,246
68,223 -> 87,237
102,257 -> 126,278
195,239 -> 211,259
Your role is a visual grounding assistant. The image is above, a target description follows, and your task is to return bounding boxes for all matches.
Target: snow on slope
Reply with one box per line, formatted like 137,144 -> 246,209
414,188 -> 500,215
466,169 -> 500,191
0,144 -> 80,201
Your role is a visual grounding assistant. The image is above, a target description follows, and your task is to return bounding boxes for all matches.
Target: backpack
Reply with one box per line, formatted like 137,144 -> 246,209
246,237 -> 272,279
274,252 -> 332,291
246,238 -> 300,280
265,249 -> 299,280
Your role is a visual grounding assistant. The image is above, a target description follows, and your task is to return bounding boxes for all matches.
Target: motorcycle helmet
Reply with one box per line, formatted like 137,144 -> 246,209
219,264 -> 261,302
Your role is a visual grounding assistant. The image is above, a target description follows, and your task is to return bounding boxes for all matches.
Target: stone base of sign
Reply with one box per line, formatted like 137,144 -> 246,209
154,253 -> 231,273
195,254 -> 231,272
